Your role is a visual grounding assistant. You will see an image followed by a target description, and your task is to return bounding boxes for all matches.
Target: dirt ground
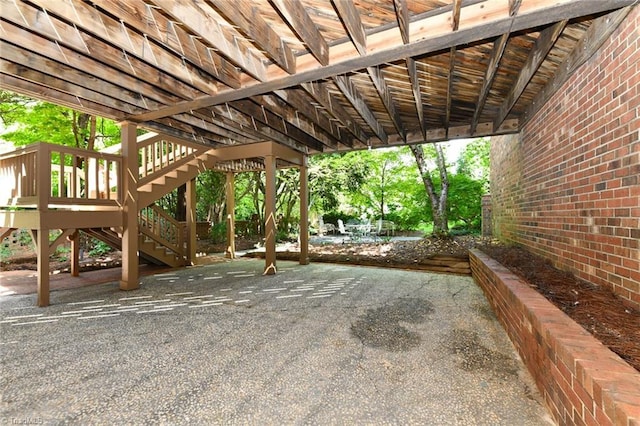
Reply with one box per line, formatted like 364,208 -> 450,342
2,235 -> 638,372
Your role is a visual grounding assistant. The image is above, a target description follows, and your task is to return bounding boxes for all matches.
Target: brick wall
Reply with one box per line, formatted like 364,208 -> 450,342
470,250 -> 640,425
491,8 -> 640,309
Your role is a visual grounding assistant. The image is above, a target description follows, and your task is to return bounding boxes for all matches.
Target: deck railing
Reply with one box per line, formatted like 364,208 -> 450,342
0,143 -> 122,209
138,204 -> 185,257
137,135 -> 204,187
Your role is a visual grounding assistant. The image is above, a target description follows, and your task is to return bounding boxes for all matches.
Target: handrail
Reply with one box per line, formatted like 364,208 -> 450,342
0,142 -> 122,209
138,204 -> 185,257
138,136 -> 205,185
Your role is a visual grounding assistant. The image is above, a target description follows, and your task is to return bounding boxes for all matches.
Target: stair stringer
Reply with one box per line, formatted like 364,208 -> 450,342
137,152 -> 219,208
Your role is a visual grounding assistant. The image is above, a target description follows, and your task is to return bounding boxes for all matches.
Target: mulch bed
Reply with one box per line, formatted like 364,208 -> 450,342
478,244 -> 640,372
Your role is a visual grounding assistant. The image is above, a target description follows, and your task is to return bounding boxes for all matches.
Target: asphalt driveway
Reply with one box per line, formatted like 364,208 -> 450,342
0,259 -> 552,424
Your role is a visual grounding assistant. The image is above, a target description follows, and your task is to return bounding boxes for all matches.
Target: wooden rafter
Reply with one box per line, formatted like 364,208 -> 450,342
470,34 -> 509,134
406,58 -> 426,140
444,0 -> 462,136
92,0 -> 241,89
149,0 -> 268,81
270,0 -> 329,66
228,100 -> 325,152
0,73 -> 124,121
333,75 -> 388,144
494,20 -> 568,131
301,81 -> 370,145
470,0 -> 522,134
1,1 -> 205,101
522,7 -> 633,126
393,0 -> 410,44
26,0 -> 219,95
274,89 -> 355,148
367,66 -> 405,140
251,94 -> 340,150
126,0 -> 636,123
211,104 -> 310,153
209,0 -> 296,74
331,0 -> 366,55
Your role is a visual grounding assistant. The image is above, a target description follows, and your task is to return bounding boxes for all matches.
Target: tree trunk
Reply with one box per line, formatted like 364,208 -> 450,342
410,144 -> 450,236
175,184 -> 187,221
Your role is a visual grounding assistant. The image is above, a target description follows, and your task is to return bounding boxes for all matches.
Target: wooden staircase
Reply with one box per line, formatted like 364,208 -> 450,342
84,205 -> 187,268
0,133 -> 218,268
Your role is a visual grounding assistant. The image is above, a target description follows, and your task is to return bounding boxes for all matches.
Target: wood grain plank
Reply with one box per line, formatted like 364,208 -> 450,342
150,0 -> 267,81
522,7 -> 632,126
367,66 -> 405,140
127,0 -> 635,122
93,0 -> 241,89
331,0 -> 367,55
393,0 -> 410,44
494,20 -> 567,130
210,0 -> 296,74
270,0 -> 329,66
333,75 -> 388,144
26,0 -> 219,95
301,81 -> 370,145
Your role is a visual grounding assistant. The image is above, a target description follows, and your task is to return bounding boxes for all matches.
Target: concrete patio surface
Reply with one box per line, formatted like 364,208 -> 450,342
0,259 -> 552,424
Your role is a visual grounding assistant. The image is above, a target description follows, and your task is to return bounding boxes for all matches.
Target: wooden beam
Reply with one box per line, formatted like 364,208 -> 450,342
0,53 -> 143,114
406,58 -> 426,140
333,75 -> 388,144
274,88 -> 355,148
331,0 -> 366,55
27,0 -> 219,95
92,0 -> 241,89
128,0 -> 637,121
451,0 -> 463,31
149,0 -> 267,81
470,0 -> 521,133
522,7 -> 633,126
366,66 -> 405,140
393,0 -> 410,44
251,94 -> 341,150
0,3 -> 204,101
470,33 -> 509,134
301,81 -> 370,144
209,105 -> 310,152
209,0 -> 296,74
227,100 -> 324,152
270,0 -> 329,66
494,20 -> 568,130
445,47 -> 457,137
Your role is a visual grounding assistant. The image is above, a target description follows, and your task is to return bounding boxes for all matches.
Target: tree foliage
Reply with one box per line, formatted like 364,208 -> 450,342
0,94 -> 119,150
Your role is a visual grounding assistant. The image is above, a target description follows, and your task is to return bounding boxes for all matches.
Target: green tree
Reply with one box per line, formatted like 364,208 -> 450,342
0,95 -> 120,150
447,174 -> 485,230
457,137 -> 490,190
410,143 -> 450,236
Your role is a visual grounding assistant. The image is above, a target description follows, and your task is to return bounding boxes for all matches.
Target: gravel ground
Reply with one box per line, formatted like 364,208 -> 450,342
1,259 -> 552,425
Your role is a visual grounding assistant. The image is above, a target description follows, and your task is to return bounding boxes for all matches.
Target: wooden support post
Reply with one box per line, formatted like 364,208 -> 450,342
35,229 -> 50,307
264,155 -> 277,275
225,172 -> 236,259
69,230 -> 80,277
36,147 -> 50,306
299,157 -> 309,265
186,177 -> 197,265
119,121 -> 139,291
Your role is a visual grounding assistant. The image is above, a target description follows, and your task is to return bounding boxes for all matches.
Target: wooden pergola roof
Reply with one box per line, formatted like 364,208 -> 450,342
1,0 -> 635,155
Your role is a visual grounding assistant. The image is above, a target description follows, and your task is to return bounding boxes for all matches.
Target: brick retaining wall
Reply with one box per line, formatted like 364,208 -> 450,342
470,249 -> 640,425
490,8 -> 640,309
